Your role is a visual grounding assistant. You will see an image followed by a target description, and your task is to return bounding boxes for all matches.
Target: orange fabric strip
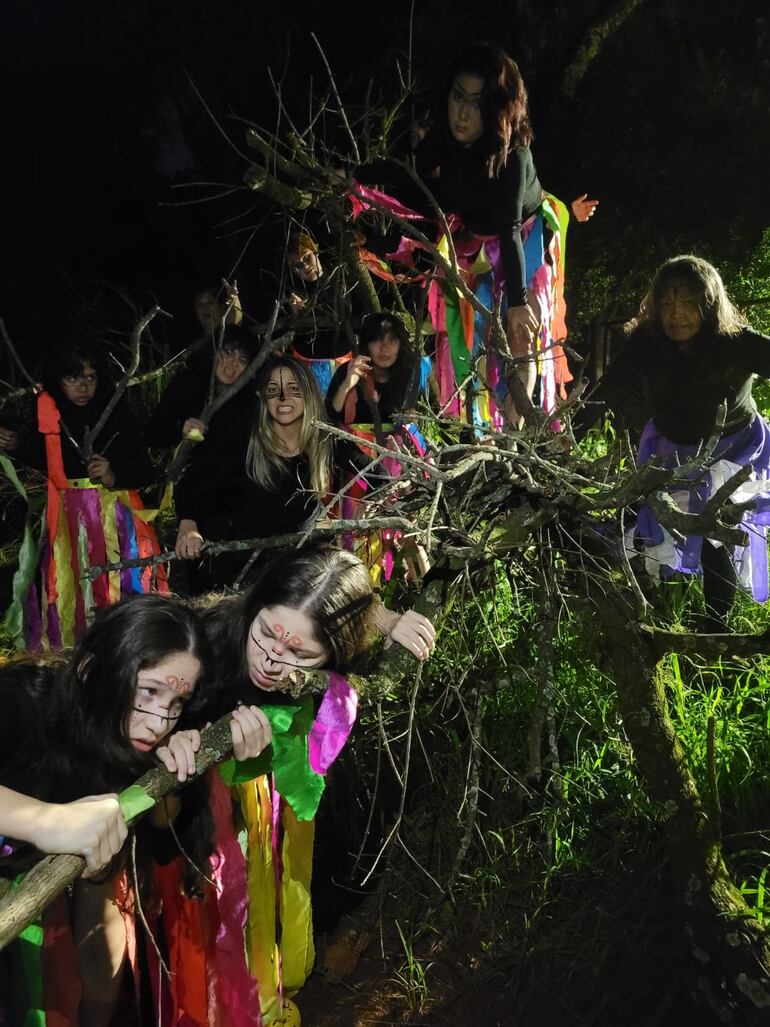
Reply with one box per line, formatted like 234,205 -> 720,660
37,393 -> 70,604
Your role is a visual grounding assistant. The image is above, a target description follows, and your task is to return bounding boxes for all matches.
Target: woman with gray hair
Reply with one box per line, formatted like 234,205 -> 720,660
580,255 -> 770,630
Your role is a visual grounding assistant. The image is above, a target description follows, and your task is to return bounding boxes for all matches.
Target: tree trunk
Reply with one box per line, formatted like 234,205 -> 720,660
596,586 -> 770,1024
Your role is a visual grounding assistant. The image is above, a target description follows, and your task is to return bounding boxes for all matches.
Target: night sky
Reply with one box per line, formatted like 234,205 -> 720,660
2,0 -> 768,358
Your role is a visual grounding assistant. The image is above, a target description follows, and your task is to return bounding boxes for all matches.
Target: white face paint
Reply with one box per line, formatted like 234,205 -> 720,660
246,604 -> 328,690
126,651 -> 200,752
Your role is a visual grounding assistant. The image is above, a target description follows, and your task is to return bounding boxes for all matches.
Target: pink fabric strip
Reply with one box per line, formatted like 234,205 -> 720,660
208,771 -> 262,1026
349,180 -> 425,222
308,674 -> 359,775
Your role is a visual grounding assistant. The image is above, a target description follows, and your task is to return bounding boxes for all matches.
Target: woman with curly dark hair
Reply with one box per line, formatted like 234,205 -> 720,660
413,42 -> 596,429
579,255 -> 770,630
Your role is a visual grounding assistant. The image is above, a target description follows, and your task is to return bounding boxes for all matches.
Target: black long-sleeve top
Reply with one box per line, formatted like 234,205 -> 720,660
356,131 -> 542,307
413,130 -> 543,307
144,363 -> 258,451
14,394 -> 155,489
325,365 -> 405,425
174,427 -> 389,540
578,326 -> 770,445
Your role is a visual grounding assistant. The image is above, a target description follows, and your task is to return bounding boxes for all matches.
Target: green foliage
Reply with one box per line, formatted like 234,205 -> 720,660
390,920 -> 433,1014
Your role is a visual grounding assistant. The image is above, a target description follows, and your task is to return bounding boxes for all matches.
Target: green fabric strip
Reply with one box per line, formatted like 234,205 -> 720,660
272,696 -> 325,821
541,193 -> 570,273
443,285 -> 472,384
0,454 -> 41,650
4,520 -> 37,650
118,784 -> 156,822
9,872 -> 45,1026
219,699 -> 325,821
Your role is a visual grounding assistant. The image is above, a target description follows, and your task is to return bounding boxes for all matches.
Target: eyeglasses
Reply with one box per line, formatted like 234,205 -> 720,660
62,374 -> 98,387
131,704 -> 183,725
290,253 -> 318,271
265,383 -> 302,399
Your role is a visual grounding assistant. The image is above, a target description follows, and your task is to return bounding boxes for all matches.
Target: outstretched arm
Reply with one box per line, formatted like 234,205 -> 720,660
0,785 -> 127,875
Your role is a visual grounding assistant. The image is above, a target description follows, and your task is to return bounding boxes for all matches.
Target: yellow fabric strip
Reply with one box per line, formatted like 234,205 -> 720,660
279,805 -> 315,994
97,487 -> 122,604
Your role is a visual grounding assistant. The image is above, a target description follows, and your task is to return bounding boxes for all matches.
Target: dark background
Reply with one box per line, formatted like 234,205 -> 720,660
1,0 -> 768,358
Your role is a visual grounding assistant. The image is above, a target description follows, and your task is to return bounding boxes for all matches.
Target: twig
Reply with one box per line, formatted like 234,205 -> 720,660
424,481 -> 443,554
310,33 -> 360,163
84,306 -> 168,457
314,419 -> 440,480
0,319 -> 39,390
706,714 -> 722,843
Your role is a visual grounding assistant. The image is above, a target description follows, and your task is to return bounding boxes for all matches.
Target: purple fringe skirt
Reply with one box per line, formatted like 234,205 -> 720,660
633,416 -> 770,602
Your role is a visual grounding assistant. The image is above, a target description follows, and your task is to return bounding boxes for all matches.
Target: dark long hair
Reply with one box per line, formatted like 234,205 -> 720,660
359,311 -> 416,413
202,546 -> 377,707
44,594 -> 214,799
41,340 -> 112,413
446,42 -> 533,177
1,597 -> 216,894
627,255 -> 748,339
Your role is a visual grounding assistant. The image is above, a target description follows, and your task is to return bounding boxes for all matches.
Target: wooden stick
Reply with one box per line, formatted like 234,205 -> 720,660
82,516 -> 420,581
0,713 -> 239,949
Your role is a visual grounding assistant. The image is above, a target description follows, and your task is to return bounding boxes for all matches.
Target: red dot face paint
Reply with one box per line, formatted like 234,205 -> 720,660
165,674 -> 192,696
271,623 -> 303,648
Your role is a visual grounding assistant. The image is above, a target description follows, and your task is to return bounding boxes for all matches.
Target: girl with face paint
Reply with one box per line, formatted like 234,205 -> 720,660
577,255 -> 770,630
0,595 -> 273,1026
168,545 -> 436,1025
0,341 -> 167,650
174,357 -> 389,585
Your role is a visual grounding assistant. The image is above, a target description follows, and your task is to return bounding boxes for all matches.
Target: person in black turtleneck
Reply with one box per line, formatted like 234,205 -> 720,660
282,229 -> 353,397
145,324 -> 259,452
577,255 -> 770,630
0,341 -> 155,488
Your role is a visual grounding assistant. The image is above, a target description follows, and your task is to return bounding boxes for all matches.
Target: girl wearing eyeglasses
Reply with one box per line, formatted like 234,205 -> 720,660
0,341 -> 167,650
0,594 -> 272,1027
